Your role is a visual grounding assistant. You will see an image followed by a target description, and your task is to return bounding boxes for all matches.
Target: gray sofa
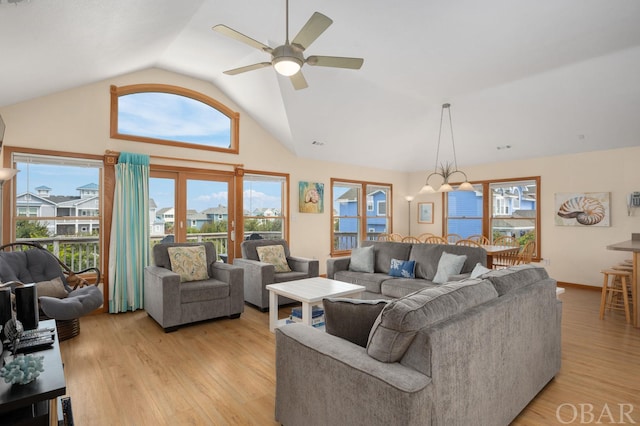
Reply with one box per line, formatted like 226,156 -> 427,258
233,239 -> 319,311
275,264 -> 562,425
327,240 -> 487,299
144,242 -> 244,332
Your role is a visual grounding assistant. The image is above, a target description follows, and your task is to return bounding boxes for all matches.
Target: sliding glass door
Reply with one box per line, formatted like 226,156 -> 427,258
149,170 -> 234,261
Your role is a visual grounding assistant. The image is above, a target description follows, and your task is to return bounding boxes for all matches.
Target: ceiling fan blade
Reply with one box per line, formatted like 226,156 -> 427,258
290,71 -> 308,90
291,12 -> 333,51
306,55 -> 364,69
223,62 -> 272,75
212,24 -> 273,53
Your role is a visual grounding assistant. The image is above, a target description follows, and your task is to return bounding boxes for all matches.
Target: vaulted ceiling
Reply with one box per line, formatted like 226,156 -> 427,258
1,0 -> 639,172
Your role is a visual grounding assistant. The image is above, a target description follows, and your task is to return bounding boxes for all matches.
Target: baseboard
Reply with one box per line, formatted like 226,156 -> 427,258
556,281 -> 601,291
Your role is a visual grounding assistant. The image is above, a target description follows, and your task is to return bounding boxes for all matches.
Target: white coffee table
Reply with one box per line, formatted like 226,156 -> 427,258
266,277 -> 366,332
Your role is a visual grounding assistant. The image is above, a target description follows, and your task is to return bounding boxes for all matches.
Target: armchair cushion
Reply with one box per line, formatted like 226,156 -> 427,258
167,245 -> 209,282
256,245 -> 292,272
36,277 -> 68,299
39,285 -> 103,321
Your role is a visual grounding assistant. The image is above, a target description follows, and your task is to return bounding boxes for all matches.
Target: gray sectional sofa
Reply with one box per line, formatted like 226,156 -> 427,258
327,240 -> 487,299
275,264 -> 562,425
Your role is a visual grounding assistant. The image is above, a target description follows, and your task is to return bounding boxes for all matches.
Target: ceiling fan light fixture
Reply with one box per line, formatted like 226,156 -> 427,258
273,56 -> 302,76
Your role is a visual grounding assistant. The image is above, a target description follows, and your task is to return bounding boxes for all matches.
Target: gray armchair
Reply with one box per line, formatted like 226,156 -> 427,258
233,239 -> 319,311
144,242 -> 244,332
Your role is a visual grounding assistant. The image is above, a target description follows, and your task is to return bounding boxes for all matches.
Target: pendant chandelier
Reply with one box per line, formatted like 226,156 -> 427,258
419,103 -> 474,193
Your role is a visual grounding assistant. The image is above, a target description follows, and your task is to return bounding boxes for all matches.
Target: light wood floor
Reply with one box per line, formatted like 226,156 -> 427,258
59,288 -> 640,425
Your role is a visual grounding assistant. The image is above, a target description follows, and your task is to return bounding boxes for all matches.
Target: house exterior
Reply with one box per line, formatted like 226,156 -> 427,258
16,184 -> 100,236
447,185 -> 536,239
336,188 -> 388,236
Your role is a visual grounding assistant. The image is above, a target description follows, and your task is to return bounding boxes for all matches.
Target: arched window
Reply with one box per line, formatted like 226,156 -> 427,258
110,84 -> 239,154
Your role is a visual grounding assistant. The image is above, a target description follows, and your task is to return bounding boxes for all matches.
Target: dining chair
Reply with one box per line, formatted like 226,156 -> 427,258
468,234 -> 491,245
401,236 -> 421,243
516,241 -> 536,264
455,239 -> 482,247
377,233 -> 390,241
388,233 -> 403,242
491,236 -> 520,268
445,233 -> 462,244
424,235 -> 448,244
416,233 -> 434,243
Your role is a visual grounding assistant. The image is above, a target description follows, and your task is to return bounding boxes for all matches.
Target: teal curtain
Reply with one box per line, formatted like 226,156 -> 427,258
109,152 -> 150,313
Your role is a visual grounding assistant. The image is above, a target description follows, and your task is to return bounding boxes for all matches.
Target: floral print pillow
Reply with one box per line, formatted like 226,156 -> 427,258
256,245 -> 292,273
168,245 -> 209,282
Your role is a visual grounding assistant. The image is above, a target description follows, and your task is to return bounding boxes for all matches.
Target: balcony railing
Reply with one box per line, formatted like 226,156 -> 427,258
16,236 -> 100,272
16,232 -> 286,272
333,232 -> 382,251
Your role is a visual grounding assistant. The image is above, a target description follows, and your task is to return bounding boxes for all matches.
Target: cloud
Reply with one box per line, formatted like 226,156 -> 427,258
118,93 -> 231,146
243,189 -> 281,210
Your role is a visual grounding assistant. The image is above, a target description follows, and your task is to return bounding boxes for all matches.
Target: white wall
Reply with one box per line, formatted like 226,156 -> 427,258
0,68 -> 412,275
3,67 -> 637,286
409,147 -> 640,287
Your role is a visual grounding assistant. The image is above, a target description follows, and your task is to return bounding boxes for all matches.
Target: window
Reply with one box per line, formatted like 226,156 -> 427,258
445,177 -> 540,259
10,151 -> 103,272
243,172 -> 288,241
17,206 -> 38,217
110,84 -> 240,154
331,179 -> 392,255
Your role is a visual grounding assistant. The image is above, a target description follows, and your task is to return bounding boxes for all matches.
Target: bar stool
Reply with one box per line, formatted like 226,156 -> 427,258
600,269 -> 632,323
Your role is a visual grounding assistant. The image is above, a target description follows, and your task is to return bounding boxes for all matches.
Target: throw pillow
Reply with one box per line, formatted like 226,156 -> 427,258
256,245 -> 292,272
348,245 -> 375,273
470,262 -> 491,279
323,298 -> 389,348
388,259 -> 416,278
432,252 -> 467,284
35,277 -> 68,299
167,245 -> 209,283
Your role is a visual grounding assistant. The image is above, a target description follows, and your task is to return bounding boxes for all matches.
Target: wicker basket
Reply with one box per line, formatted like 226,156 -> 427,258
56,318 -> 80,341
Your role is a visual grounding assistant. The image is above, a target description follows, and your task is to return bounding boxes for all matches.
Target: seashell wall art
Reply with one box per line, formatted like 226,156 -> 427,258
555,192 -> 610,227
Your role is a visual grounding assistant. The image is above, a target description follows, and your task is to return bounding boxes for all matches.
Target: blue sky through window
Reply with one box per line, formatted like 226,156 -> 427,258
16,162 -> 98,197
118,92 -> 231,147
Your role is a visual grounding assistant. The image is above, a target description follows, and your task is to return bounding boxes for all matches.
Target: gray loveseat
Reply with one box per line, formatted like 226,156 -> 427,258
275,264 -> 562,425
233,239 -> 319,311
144,242 -> 244,332
327,240 -> 487,299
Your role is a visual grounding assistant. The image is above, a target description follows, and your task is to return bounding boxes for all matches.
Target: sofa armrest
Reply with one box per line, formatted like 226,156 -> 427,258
210,262 -> 244,314
276,323 -> 431,425
287,256 -> 319,276
144,265 -> 181,329
233,258 -> 275,283
326,256 -> 351,279
210,261 -> 243,284
233,258 -> 274,308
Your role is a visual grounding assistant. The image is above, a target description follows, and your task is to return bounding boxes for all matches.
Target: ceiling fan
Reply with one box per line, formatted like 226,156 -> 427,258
212,0 -> 364,90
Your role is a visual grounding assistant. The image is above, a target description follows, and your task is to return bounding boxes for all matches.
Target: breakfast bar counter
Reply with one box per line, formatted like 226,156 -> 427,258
607,238 -> 640,327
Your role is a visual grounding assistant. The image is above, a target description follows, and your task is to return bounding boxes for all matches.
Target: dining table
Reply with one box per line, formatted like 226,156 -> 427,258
606,235 -> 640,328
480,245 -> 520,269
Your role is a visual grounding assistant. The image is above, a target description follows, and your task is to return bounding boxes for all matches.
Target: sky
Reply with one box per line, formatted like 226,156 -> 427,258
118,92 -> 231,147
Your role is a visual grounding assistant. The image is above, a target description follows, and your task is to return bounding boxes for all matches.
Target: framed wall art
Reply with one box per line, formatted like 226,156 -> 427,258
554,192 -> 610,227
299,181 -> 324,213
418,202 -> 434,224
